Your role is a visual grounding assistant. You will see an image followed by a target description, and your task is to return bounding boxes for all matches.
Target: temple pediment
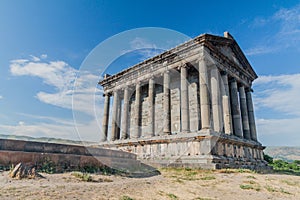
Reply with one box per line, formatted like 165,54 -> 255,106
199,32 -> 258,81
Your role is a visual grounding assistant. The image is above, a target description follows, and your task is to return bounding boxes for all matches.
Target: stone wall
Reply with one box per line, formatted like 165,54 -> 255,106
0,139 -> 160,176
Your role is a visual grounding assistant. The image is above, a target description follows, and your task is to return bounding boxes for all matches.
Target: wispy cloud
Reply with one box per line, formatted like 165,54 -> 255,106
246,4 -> 300,56
0,117 -> 102,142
8,55 -> 105,141
0,95 -> 3,100
245,46 -> 279,56
10,55 -> 102,116
122,37 -> 164,61
257,118 -> 300,146
0,120 -> 78,140
253,73 -> 300,145
254,73 -> 300,116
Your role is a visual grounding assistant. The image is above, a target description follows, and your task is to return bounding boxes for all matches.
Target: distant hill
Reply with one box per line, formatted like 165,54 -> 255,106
264,146 -> 300,162
0,134 -> 97,146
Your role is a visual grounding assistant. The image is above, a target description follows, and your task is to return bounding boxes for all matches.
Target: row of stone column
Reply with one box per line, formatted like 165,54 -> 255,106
229,78 -> 257,141
101,59 -> 257,142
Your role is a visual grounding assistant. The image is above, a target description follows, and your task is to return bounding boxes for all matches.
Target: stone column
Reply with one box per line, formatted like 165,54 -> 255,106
210,67 -> 222,132
221,72 -> 233,134
163,71 -> 171,135
148,78 -> 155,137
246,89 -> 257,141
239,85 -> 251,140
229,79 -> 243,138
132,82 -> 141,138
121,87 -> 129,139
199,59 -> 211,129
180,64 -> 190,132
116,95 -> 122,139
111,90 -> 119,141
101,93 -> 110,142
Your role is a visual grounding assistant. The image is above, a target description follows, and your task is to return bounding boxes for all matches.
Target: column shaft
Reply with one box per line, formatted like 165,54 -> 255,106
199,59 -> 211,129
121,88 -> 129,139
211,67 -> 222,132
230,79 -> 243,137
101,94 -> 110,142
148,78 -> 155,137
132,83 -> 141,138
180,65 -> 190,132
246,90 -> 257,141
221,73 -> 233,134
239,86 -> 251,139
163,71 -> 171,135
111,91 -> 119,141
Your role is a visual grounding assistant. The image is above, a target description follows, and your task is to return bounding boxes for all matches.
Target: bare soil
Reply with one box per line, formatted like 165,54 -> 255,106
0,168 -> 299,200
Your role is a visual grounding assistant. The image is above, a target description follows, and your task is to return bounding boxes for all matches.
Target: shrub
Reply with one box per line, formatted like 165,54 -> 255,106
264,154 -> 273,164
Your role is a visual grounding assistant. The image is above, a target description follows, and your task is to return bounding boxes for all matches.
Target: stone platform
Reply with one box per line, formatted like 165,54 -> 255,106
0,139 -> 159,177
100,130 -> 269,170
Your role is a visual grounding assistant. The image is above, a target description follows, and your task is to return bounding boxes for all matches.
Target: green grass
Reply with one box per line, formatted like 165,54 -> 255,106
218,168 -> 255,174
240,184 -> 261,191
120,196 -> 134,200
71,172 -> 93,182
246,175 -> 256,179
240,184 -> 254,190
200,176 -> 216,180
167,193 -> 178,199
265,185 -> 292,195
281,179 -> 299,186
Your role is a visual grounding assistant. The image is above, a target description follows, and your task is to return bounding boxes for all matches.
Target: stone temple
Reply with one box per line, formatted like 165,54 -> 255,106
98,32 -> 268,169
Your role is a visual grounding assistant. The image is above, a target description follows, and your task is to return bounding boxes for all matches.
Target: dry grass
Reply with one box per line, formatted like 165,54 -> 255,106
0,168 -> 299,199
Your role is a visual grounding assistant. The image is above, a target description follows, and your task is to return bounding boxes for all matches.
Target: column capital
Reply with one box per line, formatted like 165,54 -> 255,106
163,60 -> 168,67
112,89 -> 119,94
149,74 -> 155,80
120,86 -> 127,91
245,87 -> 254,92
238,84 -> 245,89
228,77 -> 237,83
196,55 -> 205,63
103,92 -> 112,97
220,70 -> 228,76
135,80 -> 141,85
181,62 -> 189,68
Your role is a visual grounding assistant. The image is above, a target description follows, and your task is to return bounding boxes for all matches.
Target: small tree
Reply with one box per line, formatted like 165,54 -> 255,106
264,154 -> 273,164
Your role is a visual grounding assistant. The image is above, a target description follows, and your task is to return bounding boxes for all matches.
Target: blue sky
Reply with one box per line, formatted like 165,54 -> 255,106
0,0 -> 300,146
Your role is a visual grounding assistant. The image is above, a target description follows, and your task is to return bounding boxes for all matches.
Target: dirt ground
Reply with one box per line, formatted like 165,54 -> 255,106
0,168 -> 299,200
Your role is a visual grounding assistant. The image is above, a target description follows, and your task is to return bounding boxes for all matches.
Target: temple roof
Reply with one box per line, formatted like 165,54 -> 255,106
99,32 -> 257,87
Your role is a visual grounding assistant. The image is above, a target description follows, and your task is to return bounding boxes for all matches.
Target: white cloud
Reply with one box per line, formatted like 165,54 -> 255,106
18,121 -> 25,126
0,121 -> 78,140
30,55 -> 41,62
257,118 -> 300,146
121,37 -> 164,61
8,55 -> 105,141
41,54 -> 47,59
10,55 -> 102,116
0,117 -> 101,142
246,4 -> 300,56
0,95 -> 3,100
253,73 -> 300,146
245,46 -> 279,56
254,74 -> 300,116
10,58 -> 76,110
